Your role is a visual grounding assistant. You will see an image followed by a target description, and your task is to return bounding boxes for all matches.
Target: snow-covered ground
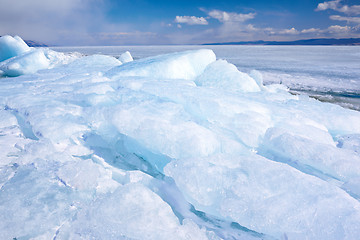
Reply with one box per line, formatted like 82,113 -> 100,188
1,36 -> 360,239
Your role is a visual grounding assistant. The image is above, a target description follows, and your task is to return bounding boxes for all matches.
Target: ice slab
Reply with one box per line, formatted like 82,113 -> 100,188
119,51 -> 133,63
165,153 -> 360,239
107,49 -> 216,80
112,100 -> 221,161
0,49 -> 50,77
0,35 -> 30,62
60,183 -> 211,240
195,60 -> 261,92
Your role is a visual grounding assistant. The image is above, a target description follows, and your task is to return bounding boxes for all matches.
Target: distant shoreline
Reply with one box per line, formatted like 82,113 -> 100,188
203,38 -> 360,46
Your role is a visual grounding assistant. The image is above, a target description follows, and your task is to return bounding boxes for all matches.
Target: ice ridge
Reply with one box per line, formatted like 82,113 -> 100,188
1,36 -> 360,240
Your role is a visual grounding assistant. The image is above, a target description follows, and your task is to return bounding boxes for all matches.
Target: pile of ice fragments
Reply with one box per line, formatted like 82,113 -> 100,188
1,35 -> 360,240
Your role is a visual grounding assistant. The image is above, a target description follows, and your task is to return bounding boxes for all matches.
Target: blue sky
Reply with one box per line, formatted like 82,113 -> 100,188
0,0 -> 360,45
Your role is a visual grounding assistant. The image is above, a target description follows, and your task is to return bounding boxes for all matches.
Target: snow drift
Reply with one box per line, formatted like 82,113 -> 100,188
1,36 -> 360,240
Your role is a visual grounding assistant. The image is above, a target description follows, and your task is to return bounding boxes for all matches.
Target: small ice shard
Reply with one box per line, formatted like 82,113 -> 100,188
118,51 -> 133,63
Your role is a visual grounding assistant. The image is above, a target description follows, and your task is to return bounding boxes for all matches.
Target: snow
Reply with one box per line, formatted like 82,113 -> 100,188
1,36 -> 360,240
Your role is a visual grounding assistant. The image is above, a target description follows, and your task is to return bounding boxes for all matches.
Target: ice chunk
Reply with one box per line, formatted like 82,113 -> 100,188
56,159 -> 118,193
0,49 -> 50,77
249,70 -> 266,90
292,95 -> 360,135
107,49 -> 216,80
0,35 -> 30,62
336,134 -> 360,152
165,153 -> 360,239
0,164 -> 77,240
264,118 -> 336,146
111,100 -> 220,170
118,51 -> 133,63
61,183 -> 210,240
61,54 -> 121,73
260,125 -> 360,186
195,60 -> 261,92
42,48 -> 80,68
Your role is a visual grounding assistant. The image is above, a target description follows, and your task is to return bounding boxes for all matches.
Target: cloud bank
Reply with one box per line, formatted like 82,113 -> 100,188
175,16 -> 208,25
330,15 -> 360,24
316,0 -> 360,15
207,10 -> 256,23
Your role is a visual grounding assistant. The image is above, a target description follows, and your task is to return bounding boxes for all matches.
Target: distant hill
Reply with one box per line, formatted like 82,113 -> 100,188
24,40 -> 48,47
203,38 -> 360,46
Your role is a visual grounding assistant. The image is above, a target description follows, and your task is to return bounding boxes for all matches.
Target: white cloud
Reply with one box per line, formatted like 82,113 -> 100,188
278,27 -> 299,35
208,10 -> 256,23
175,16 -> 208,25
176,9 -> 258,43
301,28 -> 321,34
316,0 -> 360,15
316,0 -> 341,11
330,15 -> 360,24
245,24 -> 259,32
244,24 -> 275,34
327,25 -> 352,33
298,25 -> 353,35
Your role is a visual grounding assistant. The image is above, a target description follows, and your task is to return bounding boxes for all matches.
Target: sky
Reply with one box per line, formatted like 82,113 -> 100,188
0,0 -> 360,45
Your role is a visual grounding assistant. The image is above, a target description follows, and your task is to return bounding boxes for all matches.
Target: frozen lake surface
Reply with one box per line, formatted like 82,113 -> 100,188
53,45 -> 360,110
1,36 -> 360,240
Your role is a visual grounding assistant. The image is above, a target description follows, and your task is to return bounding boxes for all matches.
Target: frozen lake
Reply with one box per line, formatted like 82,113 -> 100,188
53,45 -> 360,110
2,36 -> 360,240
